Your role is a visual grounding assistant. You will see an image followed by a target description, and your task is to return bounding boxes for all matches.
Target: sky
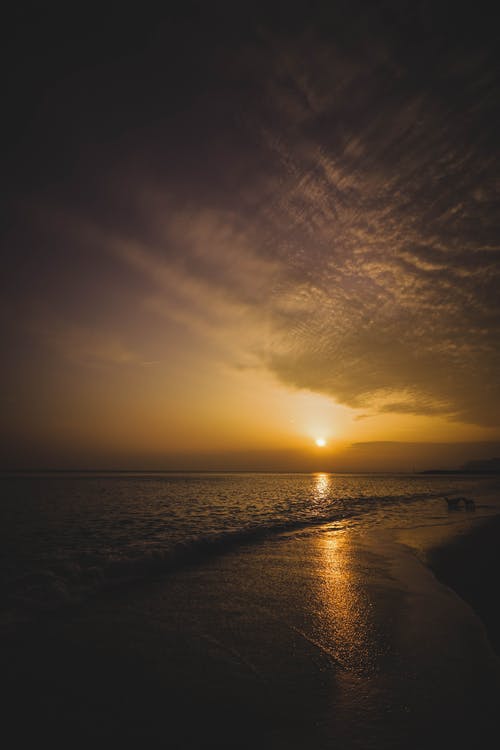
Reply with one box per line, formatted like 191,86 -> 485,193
2,1 -> 500,471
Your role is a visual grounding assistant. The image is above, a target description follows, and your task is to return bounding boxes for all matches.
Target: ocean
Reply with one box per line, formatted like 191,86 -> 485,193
2,471 -> 499,619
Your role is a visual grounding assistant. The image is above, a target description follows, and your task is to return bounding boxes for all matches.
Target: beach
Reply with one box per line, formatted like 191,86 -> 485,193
4,4 -> 500,746
426,514 -> 500,655
2,505 -> 500,749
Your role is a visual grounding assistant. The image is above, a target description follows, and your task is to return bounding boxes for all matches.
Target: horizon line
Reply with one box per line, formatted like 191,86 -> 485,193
0,467 -> 483,476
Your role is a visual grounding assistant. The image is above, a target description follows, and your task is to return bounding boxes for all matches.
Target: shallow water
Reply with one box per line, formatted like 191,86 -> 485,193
1,472 -> 499,614
2,472 -> 500,748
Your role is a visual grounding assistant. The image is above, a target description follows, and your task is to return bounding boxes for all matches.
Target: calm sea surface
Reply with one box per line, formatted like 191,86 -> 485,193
1,472 -> 499,616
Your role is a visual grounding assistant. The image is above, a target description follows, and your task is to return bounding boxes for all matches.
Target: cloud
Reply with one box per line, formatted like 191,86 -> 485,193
36,319 -> 140,368
242,26 -> 500,426
106,209 -> 280,370
25,9 -> 500,428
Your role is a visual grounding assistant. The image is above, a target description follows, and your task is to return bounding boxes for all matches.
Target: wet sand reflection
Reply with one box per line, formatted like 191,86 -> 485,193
311,530 -> 382,679
306,475 -> 382,675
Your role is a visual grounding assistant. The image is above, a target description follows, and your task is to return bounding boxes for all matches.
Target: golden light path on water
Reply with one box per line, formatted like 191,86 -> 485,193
311,473 -> 376,675
313,472 -> 331,500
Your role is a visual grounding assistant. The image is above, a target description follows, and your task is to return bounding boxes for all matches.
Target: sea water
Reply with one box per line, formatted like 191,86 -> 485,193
1,472 -> 499,617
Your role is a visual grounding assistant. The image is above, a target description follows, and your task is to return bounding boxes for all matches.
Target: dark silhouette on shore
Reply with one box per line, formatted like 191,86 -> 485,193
445,496 -> 476,511
424,458 -> 500,475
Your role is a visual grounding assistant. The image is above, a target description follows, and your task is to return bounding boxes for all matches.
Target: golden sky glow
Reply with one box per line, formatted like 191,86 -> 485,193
3,336 -> 498,471
2,5 -> 499,472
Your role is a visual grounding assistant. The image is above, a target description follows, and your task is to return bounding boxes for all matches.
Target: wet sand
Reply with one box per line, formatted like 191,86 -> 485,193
426,514 -> 500,656
2,517 -> 500,749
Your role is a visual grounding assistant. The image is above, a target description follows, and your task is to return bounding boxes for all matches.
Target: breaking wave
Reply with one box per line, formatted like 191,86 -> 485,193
2,471 -> 497,621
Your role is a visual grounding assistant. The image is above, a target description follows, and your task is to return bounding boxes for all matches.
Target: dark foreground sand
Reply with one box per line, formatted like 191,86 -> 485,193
427,515 -> 500,657
2,517 -> 500,749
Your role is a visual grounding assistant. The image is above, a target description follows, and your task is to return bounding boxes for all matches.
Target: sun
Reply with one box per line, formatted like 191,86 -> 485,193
315,438 -> 327,447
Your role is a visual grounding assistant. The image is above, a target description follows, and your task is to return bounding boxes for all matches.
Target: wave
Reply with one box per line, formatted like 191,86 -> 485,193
2,490 -> 444,621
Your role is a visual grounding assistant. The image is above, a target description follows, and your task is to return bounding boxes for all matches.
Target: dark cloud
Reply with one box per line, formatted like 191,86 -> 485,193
234,5 -> 500,426
3,1 -> 500,437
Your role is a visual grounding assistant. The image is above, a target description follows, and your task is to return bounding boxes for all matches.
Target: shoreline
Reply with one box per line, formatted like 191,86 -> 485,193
425,514 -> 500,656
2,514 -> 500,748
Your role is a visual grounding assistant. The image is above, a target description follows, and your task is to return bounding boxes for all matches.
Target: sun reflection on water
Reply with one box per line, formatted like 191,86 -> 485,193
313,472 -> 331,502
312,530 -> 376,675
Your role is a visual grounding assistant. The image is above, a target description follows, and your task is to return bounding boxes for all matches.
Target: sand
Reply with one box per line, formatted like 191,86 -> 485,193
2,517 -> 500,749
427,515 -> 500,656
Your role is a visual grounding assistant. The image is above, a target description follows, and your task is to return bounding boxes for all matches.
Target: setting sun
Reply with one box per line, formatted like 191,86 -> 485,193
2,6 -> 500,750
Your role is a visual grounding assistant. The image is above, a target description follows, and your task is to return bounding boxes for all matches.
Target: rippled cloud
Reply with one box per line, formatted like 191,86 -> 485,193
8,2 -> 499,432
104,15 -> 498,427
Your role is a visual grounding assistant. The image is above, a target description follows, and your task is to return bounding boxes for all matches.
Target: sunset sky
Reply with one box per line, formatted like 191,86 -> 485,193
2,2 -> 499,471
